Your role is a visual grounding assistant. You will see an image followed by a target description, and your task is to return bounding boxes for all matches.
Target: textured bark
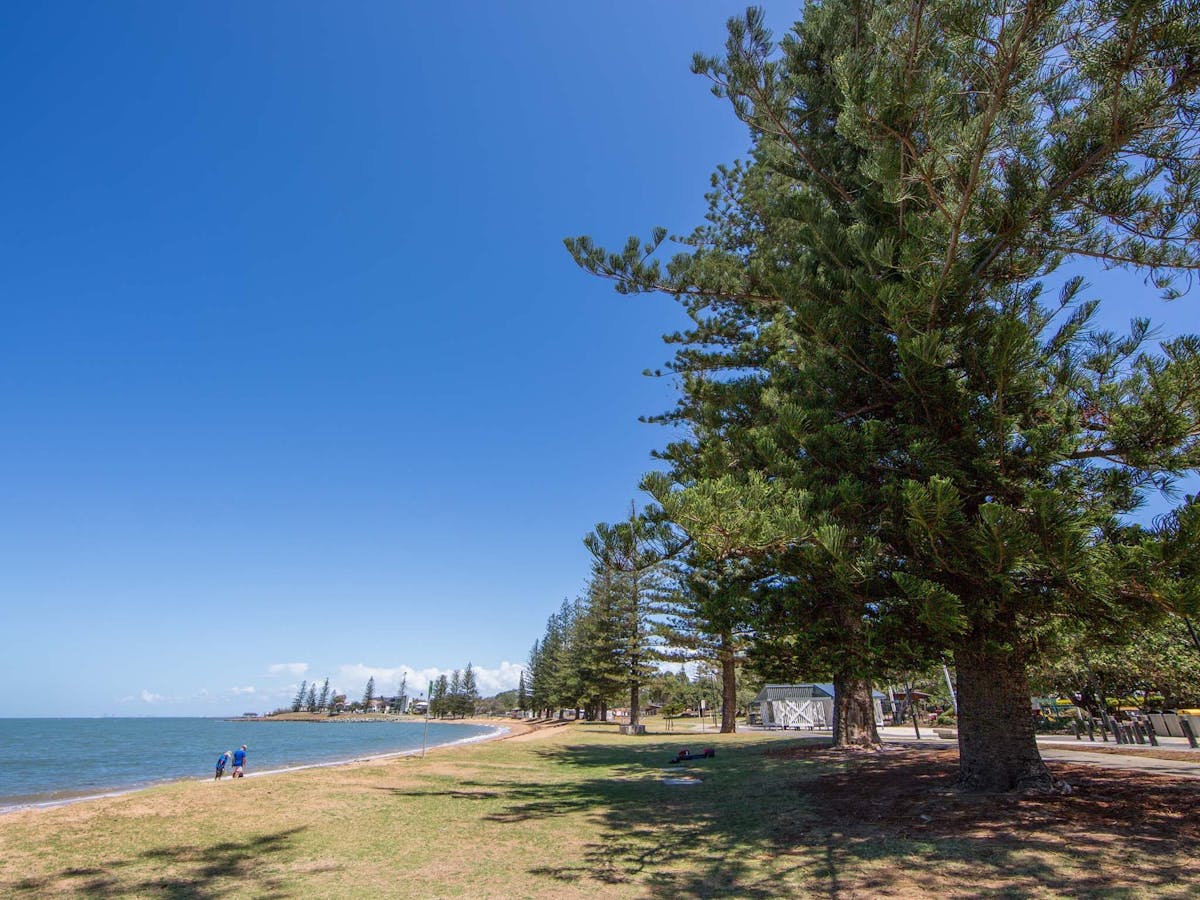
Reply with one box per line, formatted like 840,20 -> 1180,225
629,678 -> 641,730
955,641 -> 1054,792
831,673 -> 880,747
720,636 -> 738,733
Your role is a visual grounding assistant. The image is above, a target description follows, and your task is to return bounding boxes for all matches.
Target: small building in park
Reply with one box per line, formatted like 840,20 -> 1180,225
751,683 -> 886,729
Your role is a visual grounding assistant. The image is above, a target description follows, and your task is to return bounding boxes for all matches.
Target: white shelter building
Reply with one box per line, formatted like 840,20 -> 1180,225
751,683 -> 886,729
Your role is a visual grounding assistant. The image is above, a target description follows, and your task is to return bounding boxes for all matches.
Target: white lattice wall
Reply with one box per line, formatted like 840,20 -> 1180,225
764,698 -> 831,729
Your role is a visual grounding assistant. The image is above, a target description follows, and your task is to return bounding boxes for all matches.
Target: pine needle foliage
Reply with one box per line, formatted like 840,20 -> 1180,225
568,0 -> 1200,791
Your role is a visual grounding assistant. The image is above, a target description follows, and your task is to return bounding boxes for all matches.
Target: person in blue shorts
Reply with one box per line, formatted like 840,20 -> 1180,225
232,745 -> 247,778
215,750 -> 231,780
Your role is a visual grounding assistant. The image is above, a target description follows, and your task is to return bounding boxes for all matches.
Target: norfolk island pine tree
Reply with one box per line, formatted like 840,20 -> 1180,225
568,2 -> 1200,790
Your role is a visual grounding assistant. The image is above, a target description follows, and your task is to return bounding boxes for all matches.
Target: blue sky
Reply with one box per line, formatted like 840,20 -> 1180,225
1,3 -> 1195,717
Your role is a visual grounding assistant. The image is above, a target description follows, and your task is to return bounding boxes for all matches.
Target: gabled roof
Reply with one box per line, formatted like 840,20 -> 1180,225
752,683 -> 835,703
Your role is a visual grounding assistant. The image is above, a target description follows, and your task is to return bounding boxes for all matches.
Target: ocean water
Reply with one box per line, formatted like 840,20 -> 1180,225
0,717 -> 499,811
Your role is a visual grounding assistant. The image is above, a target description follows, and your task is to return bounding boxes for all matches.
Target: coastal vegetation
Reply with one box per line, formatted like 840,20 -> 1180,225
270,666 -> 480,719
289,678 -> 344,715
552,0 -> 1200,793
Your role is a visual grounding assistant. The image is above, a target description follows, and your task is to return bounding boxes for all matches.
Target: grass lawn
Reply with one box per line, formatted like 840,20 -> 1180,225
1,721 -> 1197,898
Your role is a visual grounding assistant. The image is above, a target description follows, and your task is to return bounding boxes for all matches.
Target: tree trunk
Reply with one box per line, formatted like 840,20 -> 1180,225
600,700 -> 608,722
1079,682 -> 1102,718
954,641 -> 1054,792
629,679 -> 641,730
831,672 -> 880,747
1184,617 -> 1200,659
719,637 -> 738,733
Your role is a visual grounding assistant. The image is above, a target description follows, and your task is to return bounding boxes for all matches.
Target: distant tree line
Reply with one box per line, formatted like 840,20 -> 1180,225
291,677 -> 339,714
523,527 -> 752,734
427,664 -> 480,718
282,674 -> 413,716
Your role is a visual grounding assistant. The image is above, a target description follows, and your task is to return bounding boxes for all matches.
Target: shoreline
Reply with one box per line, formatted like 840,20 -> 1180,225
225,712 -> 472,723
0,717 -> 524,817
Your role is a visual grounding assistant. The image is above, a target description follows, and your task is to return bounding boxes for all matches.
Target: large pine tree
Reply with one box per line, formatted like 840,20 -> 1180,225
461,663 -> 479,717
658,557 -> 754,734
576,559 -> 636,721
430,675 -> 448,718
570,1 -> 1200,790
448,670 -> 463,717
583,509 -> 683,732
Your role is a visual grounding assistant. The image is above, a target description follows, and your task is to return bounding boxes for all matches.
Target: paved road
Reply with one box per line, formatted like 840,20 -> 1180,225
875,726 -> 1200,778
1037,746 -> 1200,778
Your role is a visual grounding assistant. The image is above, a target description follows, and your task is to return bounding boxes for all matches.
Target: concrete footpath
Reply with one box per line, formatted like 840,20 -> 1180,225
1037,746 -> 1200,778
876,725 -> 1200,779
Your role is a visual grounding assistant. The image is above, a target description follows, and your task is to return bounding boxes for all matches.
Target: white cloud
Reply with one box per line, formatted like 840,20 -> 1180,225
268,663 -> 309,678
231,686 -> 257,695
473,661 -> 525,696
140,690 -> 164,704
337,663 -> 426,695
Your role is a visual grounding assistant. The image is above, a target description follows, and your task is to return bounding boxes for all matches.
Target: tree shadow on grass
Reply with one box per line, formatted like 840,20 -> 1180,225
12,827 -> 308,898
486,735 -> 834,897
371,787 -> 502,800
479,734 -> 1200,898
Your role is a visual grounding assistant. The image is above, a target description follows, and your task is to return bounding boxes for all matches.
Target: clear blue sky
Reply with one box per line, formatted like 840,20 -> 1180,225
2,3 -> 1195,716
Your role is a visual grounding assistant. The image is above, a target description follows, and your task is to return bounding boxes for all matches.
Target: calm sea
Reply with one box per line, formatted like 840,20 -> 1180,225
0,717 -> 499,812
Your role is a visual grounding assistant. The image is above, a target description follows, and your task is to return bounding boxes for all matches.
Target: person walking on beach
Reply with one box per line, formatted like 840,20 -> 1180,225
232,745 -> 247,778
215,750 -> 231,780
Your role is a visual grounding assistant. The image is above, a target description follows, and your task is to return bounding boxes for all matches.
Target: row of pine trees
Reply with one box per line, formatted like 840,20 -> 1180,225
288,676 -> 392,714
428,665 -> 480,719
287,668 -> 481,719
523,517 -> 746,733
539,0 -> 1200,795
291,678 -> 343,714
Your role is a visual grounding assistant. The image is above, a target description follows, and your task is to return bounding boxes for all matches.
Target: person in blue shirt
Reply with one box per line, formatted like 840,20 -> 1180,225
214,750 -> 231,780
231,745 -> 247,778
